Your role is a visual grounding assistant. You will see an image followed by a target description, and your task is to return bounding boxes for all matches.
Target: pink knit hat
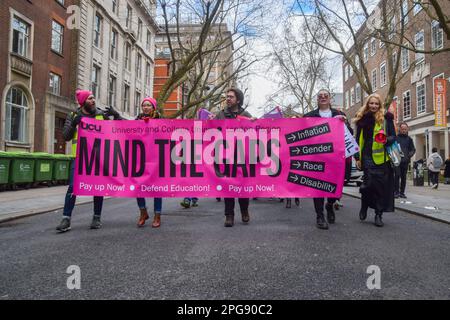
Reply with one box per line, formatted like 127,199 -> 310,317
141,97 -> 157,109
76,89 -> 93,106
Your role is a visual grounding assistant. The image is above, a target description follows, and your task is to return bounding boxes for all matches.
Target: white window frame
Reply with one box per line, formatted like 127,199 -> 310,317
344,65 -> 348,82
372,69 -> 378,91
135,91 -> 141,116
51,20 -> 64,54
93,13 -> 102,48
415,30 -> 424,62
413,1 -> 422,15
350,87 -> 355,106
380,61 -> 387,87
416,80 -> 426,114
49,72 -> 61,95
126,5 -> 132,29
402,90 -> 411,119
136,53 -> 142,79
5,87 -> 29,143
11,15 -> 32,58
345,91 -> 349,110
91,64 -> 101,98
370,38 -> 376,56
363,43 -> 369,62
402,0 -> 409,24
108,74 -> 116,108
355,55 -> 360,70
124,42 -> 131,71
123,83 -> 130,113
401,44 -> 410,73
110,29 -> 118,60
431,20 -> 443,50
355,83 -> 361,103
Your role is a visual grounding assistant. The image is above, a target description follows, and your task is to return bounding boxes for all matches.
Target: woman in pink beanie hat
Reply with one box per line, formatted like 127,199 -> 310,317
135,97 -> 163,228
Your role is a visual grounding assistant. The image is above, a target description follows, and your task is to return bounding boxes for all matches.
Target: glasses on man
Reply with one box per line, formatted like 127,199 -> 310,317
318,94 -> 329,98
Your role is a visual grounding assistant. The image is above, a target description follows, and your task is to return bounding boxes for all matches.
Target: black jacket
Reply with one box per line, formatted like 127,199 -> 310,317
303,107 -> 353,134
63,108 -> 107,141
396,134 -> 416,163
215,106 -> 252,119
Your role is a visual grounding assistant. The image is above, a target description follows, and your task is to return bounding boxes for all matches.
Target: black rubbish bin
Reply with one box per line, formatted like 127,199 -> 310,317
413,160 -> 424,186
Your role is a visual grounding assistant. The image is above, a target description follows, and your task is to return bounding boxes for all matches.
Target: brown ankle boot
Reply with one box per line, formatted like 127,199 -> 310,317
152,213 -> 161,228
137,208 -> 149,227
241,211 -> 250,223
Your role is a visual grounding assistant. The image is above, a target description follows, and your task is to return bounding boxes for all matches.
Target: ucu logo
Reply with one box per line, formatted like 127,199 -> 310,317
80,122 -> 102,132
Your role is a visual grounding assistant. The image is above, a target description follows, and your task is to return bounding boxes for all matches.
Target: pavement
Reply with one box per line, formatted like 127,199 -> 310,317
1,180 -> 449,225
343,181 -> 450,225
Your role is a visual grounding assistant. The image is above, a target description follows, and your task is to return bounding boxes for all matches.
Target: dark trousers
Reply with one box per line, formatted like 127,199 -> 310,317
313,198 -> 337,214
224,198 -> 249,216
430,171 -> 440,186
394,162 -> 409,194
63,161 -> 103,218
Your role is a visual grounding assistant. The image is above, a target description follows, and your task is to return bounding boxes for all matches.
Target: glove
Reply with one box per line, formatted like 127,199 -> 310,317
105,106 -> 120,119
72,114 -> 82,127
142,116 -> 151,123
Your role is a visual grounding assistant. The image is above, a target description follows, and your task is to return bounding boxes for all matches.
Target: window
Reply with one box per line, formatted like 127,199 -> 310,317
350,87 -> 355,106
401,44 -> 410,73
363,43 -> 369,62
94,14 -> 102,48
56,0 -> 65,5
355,55 -> 360,70
349,63 -> 353,77
136,53 -> 142,79
138,19 -> 143,42
392,52 -> 398,68
416,81 -> 426,114
124,42 -> 131,71
126,5 -> 132,29
146,30 -> 152,51
380,62 -> 387,87
379,40 -> 385,48
91,65 -> 100,98
49,72 -> 61,95
108,75 -> 116,108
12,16 -> 31,58
431,20 -> 443,50
5,87 -> 28,143
389,15 -> 396,40
402,0 -> 409,24
112,0 -> 118,14
355,83 -> 361,103
123,84 -> 130,113
370,38 -> 376,56
145,62 -> 151,86
403,90 -> 411,119
345,91 -> 349,109
413,1 -> 422,15
344,65 -> 348,82
372,69 -> 377,91
110,29 -> 118,60
135,91 -> 141,116
51,20 -> 64,54
415,31 -> 424,62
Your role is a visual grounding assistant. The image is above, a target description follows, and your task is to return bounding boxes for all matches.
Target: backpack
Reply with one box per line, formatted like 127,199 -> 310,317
432,154 -> 443,169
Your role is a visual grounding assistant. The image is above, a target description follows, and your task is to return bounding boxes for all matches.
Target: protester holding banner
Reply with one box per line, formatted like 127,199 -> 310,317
354,93 -> 396,227
56,90 -> 118,232
215,88 -> 252,227
303,89 -> 350,230
135,97 -> 163,228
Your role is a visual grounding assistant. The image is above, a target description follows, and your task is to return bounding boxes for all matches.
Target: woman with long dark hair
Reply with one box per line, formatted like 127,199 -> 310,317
354,94 -> 396,227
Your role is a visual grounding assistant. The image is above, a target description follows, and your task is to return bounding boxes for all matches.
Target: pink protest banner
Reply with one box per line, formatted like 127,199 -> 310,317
73,118 -> 345,198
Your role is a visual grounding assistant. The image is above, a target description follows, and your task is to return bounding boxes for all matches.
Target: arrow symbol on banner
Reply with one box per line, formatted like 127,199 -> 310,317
292,147 -> 302,155
287,134 -> 296,142
289,175 -> 299,182
292,161 -> 301,169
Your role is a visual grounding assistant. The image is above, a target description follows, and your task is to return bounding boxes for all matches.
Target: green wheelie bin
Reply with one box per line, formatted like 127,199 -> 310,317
0,151 -> 13,191
31,152 -> 54,186
52,154 -> 71,185
9,152 -> 35,189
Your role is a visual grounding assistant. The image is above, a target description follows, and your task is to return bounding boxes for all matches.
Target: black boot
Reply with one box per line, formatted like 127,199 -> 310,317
316,212 -> 329,230
359,202 -> 369,221
374,211 -> 384,227
286,199 -> 291,208
295,198 -> 300,206
325,203 -> 335,224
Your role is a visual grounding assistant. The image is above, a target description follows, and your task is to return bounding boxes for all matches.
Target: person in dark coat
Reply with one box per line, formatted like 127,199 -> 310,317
215,88 -> 252,227
354,93 -> 396,227
303,89 -> 351,230
394,122 -> 416,198
444,156 -> 450,184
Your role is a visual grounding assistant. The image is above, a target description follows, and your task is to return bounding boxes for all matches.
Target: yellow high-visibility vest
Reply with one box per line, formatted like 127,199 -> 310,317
71,114 -> 104,156
359,122 -> 390,165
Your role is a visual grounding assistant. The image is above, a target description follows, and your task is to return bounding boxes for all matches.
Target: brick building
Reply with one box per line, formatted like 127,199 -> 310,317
0,0 -> 78,154
154,23 -> 234,118
343,0 -> 450,161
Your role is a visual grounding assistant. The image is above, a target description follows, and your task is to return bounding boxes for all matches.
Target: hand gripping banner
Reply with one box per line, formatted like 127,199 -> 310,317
73,118 -> 345,198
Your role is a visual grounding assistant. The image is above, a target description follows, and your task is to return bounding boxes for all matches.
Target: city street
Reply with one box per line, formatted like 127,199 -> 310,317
1,195 -> 449,300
